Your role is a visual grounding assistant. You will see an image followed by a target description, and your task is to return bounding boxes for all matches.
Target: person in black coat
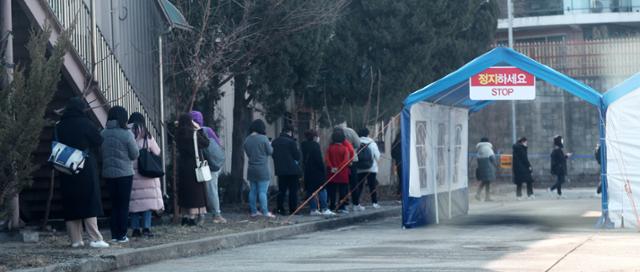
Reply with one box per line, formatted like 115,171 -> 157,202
512,137 -> 534,199
595,143 -> 602,194
176,114 -> 210,226
57,97 -> 109,248
272,126 -> 302,215
549,135 -> 571,197
391,132 -> 402,197
300,130 -> 334,216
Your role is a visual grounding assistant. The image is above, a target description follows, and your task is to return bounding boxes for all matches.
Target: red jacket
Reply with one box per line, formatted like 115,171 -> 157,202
325,141 -> 354,184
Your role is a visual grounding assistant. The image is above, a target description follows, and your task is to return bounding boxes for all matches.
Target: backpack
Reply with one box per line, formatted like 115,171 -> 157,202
203,138 -> 225,172
356,143 -> 374,170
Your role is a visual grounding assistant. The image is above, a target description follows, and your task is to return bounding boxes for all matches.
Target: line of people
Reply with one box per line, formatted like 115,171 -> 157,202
56,98 -> 229,248
243,120 -> 382,218
56,97 -> 382,248
474,135 -> 574,201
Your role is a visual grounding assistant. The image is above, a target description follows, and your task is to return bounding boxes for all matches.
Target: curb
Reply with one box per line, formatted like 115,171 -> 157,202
14,207 -> 401,272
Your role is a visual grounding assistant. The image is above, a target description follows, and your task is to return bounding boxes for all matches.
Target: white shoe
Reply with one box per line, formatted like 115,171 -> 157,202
516,197 -> 523,201
372,203 -> 381,209
322,209 -> 336,216
309,210 -> 322,216
337,209 -> 349,214
527,195 -> 535,200
71,241 -> 84,248
355,205 -> 366,211
116,236 -> 129,243
90,240 -> 110,248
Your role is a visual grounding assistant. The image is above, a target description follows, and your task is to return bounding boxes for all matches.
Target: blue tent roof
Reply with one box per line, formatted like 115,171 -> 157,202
603,72 -> 640,107
403,47 -> 602,112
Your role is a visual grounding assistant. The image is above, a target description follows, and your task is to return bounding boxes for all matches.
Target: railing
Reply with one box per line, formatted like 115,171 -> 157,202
46,0 -> 159,138
498,0 -> 640,19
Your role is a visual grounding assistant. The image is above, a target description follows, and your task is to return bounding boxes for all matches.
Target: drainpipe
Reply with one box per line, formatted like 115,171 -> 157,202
1,0 -> 19,230
90,0 -> 98,76
158,33 -> 167,197
1,0 -> 13,83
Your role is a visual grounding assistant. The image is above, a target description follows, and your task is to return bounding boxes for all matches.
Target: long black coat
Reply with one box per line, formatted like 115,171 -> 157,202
512,143 -> 533,184
551,146 -> 568,176
57,98 -> 104,221
177,129 -> 210,208
301,140 -> 326,192
271,133 -> 301,176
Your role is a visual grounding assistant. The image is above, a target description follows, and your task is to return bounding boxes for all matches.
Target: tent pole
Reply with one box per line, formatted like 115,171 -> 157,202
596,103 -> 614,229
448,109 -> 453,220
508,0 -> 517,144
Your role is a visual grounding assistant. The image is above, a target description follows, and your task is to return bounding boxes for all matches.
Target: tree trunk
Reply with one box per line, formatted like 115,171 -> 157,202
227,74 -> 251,203
201,76 -> 220,128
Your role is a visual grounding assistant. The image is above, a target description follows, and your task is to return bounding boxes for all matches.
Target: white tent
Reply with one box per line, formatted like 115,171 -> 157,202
603,74 -> 640,228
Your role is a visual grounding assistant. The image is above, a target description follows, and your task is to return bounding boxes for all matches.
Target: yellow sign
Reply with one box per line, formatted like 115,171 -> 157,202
500,154 -> 512,169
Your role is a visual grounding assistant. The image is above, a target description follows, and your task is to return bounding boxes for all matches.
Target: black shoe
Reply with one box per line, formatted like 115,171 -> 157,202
142,228 -> 154,238
275,208 -> 287,216
186,218 -> 197,226
181,218 -> 188,226
131,229 -> 142,238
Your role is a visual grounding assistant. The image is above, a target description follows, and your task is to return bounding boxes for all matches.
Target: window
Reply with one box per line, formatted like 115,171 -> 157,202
452,125 -> 463,184
415,121 -> 429,190
437,123 -> 447,186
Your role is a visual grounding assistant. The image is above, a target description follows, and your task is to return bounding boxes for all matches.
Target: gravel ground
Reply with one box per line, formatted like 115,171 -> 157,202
0,197 -> 399,271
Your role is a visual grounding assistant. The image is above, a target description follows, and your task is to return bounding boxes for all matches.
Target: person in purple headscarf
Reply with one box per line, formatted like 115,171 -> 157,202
190,111 -> 227,223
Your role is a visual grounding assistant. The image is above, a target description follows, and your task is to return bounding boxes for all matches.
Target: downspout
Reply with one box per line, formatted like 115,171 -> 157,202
159,27 -> 171,197
1,0 -> 19,230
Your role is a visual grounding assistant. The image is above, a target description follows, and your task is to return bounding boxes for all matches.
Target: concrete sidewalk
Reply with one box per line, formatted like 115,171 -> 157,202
14,205 -> 400,272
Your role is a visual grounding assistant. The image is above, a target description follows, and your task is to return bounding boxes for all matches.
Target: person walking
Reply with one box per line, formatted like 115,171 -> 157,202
191,111 -> 226,224
475,137 -> 496,202
325,129 -> 354,214
102,106 -> 139,243
176,114 -> 210,226
128,112 -> 164,238
355,128 -> 381,209
272,126 -> 302,215
512,137 -> 534,200
244,119 -> 276,218
549,135 -> 571,198
301,130 -> 335,216
56,97 -> 109,248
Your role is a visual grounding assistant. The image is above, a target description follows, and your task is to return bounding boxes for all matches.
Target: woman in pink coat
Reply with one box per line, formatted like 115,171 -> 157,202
128,112 -> 164,238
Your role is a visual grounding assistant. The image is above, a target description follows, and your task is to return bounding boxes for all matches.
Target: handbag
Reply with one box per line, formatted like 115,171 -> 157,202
49,124 -> 87,175
138,137 -> 164,178
194,130 -> 212,182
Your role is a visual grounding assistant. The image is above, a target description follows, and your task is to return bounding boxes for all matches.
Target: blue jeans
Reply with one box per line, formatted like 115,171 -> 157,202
308,189 -> 328,211
249,180 -> 270,214
130,210 -> 152,229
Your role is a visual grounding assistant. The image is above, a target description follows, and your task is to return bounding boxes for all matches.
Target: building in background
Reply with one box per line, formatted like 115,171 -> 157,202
468,0 -> 640,185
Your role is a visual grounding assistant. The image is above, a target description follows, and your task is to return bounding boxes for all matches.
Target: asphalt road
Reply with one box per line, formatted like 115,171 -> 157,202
127,189 -> 640,272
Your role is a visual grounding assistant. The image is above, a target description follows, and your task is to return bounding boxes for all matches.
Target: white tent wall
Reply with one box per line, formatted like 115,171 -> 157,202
606,87 -> 640,228
409,102 -> 469,222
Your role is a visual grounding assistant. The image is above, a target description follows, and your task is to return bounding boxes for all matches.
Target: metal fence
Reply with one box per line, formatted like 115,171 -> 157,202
511,37 -> 640,90
46,0 -> 159,137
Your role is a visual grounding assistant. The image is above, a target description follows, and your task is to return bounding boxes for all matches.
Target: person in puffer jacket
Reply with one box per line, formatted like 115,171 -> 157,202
475,137 -> 496,201
101,106 -> 139,243
128,112 -> 164,238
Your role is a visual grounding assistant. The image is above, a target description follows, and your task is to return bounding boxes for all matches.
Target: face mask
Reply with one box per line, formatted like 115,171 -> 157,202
314,136 -> 320,143
561,139 -> 564,144
523,142 -> 528,147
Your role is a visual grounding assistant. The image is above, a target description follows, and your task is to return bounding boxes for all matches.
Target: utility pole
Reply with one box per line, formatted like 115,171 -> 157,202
508,0 -> 516,144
